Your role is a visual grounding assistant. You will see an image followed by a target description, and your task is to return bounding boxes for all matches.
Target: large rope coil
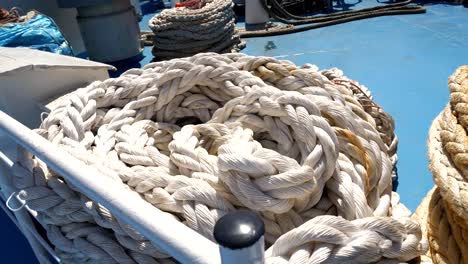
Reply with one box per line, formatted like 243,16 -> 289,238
148,0 -> 244,60
413,66 -> 468,264
12,53 -> 425,263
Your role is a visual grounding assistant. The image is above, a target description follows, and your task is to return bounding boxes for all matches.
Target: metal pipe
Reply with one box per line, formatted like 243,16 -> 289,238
245,0 -> 269,26
0,147 -> 13,167
0,110 -> 221,264
74,0 -> 142,62
214,211 -> 265,264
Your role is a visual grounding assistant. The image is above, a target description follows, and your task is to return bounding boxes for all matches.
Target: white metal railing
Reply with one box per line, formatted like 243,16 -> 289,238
0,110 -> 265,264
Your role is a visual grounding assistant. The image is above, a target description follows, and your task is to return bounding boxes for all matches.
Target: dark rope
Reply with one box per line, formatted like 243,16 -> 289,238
239,0 -> 426,37
0,8 -> 20,26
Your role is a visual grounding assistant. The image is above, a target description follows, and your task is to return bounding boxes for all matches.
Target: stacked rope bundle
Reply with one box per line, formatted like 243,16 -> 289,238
12,53 -> 426,263
413,66 -> 468,264
0,8 -> 36,26
148,0 -> 243,60
0,8 -> 20,25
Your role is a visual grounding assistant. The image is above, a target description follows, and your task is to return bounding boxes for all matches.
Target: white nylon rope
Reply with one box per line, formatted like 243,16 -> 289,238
11,53 -> 426,263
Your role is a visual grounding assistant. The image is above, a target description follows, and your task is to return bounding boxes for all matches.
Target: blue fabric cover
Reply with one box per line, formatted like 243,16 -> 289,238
0,13 -> 73,55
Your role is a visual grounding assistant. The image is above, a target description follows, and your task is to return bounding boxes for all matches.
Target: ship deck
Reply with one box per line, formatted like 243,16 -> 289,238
2,1 -> 468,262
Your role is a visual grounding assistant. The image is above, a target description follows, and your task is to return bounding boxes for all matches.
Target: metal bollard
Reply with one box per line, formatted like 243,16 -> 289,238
245,0 -> 269,27
214,211 -> 265,264
58,0 -> 142,63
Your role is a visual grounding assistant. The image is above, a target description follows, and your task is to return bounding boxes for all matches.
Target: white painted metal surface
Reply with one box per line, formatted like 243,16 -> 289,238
0,47 -> 113,128
0,47 -> 113,73
0,110 -> 222,264
245,0 -> 269,25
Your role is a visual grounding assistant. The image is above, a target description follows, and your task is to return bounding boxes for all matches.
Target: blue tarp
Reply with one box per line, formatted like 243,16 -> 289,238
0,13 -> 73,56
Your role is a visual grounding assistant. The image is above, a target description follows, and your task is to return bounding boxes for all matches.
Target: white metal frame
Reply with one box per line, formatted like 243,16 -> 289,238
0,110 -> 265,264
0,110 -> 220,263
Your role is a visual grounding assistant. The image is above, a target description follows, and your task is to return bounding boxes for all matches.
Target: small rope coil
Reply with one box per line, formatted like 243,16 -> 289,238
0,8 -> 20,25
148,0 -> 244,60
0,8 -> 36,26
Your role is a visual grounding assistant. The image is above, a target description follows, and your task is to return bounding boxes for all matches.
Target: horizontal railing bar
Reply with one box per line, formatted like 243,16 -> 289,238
0,147 -> 14,167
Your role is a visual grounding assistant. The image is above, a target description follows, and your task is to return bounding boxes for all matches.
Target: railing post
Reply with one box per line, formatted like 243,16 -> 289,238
214,211 -> 265,264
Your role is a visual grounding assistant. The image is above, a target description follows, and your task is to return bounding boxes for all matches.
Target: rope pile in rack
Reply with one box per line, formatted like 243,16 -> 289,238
0,8 -> 20,25
413,66 -> 468,264
0,8 -> 34,26
148,0 -> 244,60
12,53 -> 425,263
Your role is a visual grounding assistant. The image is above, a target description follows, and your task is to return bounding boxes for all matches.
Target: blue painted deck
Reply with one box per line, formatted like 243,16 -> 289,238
239,4 -> 468,211
1,1 -> 468,262
140,2 -> 468,211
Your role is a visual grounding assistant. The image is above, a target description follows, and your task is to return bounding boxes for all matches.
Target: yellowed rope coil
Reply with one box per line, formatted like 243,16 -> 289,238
412,187 -> 434,264
415,66 -> 468,264
413,186 -> 466,264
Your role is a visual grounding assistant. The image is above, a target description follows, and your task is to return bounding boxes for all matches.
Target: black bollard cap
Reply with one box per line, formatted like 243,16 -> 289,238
213,211 -> 265,250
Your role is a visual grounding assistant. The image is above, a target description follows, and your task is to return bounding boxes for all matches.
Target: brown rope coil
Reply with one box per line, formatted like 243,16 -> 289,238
0,8 -> 20,25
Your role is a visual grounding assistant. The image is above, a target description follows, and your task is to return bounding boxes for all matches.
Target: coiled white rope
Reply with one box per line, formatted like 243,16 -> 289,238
148,0 -> 244,60
12,53 -> 425,263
